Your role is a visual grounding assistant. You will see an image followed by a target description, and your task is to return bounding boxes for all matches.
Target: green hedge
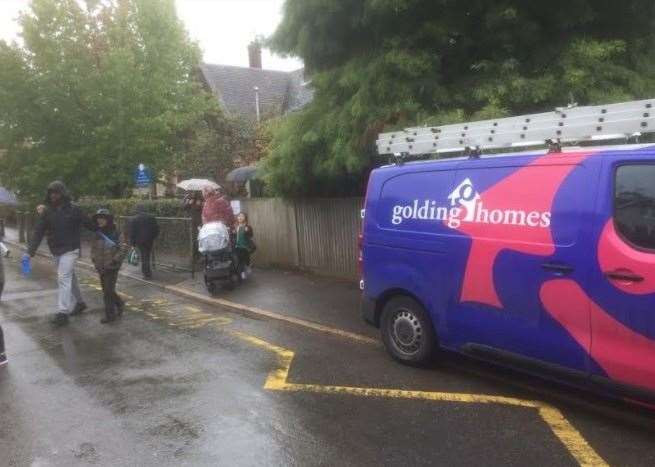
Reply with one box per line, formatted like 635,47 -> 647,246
78,198 -> 188,218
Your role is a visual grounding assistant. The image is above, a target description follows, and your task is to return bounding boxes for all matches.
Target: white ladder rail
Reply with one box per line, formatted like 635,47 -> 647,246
377,98 -> 655,156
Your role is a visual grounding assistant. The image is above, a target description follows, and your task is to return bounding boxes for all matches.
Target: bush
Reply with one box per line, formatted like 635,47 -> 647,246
78,198 -> 188,219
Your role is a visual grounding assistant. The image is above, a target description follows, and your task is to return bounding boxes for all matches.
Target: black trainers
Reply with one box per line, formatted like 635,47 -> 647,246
0,352 -> 7,367
70,302 -> 87,316
51,312 -> 69,326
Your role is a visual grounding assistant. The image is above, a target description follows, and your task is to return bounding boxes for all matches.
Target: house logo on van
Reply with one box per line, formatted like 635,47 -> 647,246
391,177 -> 552,229
448,178 -> 480,222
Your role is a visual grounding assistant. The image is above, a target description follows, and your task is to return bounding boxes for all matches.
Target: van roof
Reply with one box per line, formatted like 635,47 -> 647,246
377,143 -> 655,171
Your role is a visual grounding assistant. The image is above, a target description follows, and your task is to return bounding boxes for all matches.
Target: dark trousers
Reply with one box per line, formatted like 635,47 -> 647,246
137,243 -> 153,278
0,325 -> 5,357
99,269 -> 123,315
235,248 -> 251,267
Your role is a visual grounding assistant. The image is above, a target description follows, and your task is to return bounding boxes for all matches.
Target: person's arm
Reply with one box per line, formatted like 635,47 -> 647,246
27,214 -> 48,257
245,225 -> 253,240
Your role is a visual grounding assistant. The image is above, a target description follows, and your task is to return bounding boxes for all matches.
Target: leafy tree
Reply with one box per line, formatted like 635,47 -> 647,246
265,0 -> 655,196
0,0 -> 221,201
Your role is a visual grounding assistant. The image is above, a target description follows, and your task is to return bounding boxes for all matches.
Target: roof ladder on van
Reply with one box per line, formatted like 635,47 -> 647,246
376,98 -> 655,160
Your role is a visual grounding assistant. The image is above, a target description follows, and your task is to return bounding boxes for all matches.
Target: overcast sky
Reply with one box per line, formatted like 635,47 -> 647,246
0,0 -> 303,71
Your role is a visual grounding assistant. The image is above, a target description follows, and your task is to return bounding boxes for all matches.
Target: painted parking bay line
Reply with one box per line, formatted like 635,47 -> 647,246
166,285 -> 379,346
82,278 -> 609,467
13,247 -> 376,346
34,257 -> 607,465
232,330 -> 608,467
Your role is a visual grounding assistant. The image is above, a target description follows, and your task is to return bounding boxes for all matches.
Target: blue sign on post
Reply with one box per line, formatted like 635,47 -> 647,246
134,163 -> 152,188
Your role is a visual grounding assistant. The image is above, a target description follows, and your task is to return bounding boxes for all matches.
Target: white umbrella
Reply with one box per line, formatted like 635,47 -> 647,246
176,179 -> 221,192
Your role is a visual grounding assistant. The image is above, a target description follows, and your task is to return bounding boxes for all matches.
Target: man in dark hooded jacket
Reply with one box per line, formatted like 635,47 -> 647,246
129,205 -> 159,279
27,181 -> 95,326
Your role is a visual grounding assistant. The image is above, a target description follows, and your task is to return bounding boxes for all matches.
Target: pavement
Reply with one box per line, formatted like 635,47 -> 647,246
3,226 -> 370,339
2,238 -> 655,466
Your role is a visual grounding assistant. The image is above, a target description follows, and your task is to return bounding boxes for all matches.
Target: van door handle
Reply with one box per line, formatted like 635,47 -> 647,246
604,270 -> 644,283
541,262 -> 574,275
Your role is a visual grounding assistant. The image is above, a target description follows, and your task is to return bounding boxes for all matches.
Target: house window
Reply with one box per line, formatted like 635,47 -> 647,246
615,165 -> 655,251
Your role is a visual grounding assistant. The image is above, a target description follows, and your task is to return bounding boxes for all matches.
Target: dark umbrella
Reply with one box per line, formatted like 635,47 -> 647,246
226,166 -> 259,183
0,187 -> 17,206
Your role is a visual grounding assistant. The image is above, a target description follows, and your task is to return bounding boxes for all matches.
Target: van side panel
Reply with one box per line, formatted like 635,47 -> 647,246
541,153 -> 655,393
447,158 -> 602,374
363,147 -> 655,397
363,166 -> 462,341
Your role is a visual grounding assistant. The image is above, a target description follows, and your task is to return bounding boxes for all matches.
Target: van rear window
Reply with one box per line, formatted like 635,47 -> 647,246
615,165 -> 655,251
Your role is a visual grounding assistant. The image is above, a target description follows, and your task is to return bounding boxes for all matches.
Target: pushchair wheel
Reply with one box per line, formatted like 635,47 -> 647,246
206,281 -> 219,296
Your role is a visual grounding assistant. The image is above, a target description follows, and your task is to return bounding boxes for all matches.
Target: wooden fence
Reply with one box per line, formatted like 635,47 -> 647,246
242,198 -> 363,280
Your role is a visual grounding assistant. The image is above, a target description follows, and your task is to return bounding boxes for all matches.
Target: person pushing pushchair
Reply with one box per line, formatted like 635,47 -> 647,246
198,186 -> 242,293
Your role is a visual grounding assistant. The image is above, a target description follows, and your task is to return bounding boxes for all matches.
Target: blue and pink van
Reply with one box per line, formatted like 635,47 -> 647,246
361,143 -> 655,403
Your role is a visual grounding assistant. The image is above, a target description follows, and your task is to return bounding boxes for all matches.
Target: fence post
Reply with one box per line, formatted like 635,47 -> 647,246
292,199 -> 302,269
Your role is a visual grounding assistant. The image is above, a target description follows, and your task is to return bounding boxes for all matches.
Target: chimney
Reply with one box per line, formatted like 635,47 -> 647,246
248,41 -> 262,69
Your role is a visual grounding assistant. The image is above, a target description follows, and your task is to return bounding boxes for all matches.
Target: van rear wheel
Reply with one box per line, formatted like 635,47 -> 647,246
380,297 -> 437,366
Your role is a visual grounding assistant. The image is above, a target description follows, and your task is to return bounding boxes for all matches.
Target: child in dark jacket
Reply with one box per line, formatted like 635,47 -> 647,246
235,212 -> 255,280
91,209 -> 128,323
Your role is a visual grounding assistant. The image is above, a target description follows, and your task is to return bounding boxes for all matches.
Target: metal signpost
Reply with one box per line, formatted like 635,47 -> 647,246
134,163 -> 153,197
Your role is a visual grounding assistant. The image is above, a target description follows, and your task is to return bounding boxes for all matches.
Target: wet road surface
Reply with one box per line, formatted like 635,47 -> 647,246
1,254 -> 655,466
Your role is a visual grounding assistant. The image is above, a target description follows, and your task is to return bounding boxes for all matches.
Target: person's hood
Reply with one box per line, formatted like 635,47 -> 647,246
44,181 -> 71,206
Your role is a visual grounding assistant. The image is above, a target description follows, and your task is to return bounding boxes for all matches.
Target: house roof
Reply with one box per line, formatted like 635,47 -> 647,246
199,63 -> 314,120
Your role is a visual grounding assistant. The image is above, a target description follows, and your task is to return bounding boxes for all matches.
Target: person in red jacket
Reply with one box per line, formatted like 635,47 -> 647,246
201,186 -> 235,228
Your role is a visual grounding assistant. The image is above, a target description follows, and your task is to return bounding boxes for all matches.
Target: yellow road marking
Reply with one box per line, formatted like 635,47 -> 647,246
40,258 -> 608,465
230,330 -> 607,467
71,256 -> 377,345
167,286 -> 378,345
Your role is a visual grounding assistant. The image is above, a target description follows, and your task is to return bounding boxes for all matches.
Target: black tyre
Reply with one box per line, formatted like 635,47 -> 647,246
380,296 -> 437,366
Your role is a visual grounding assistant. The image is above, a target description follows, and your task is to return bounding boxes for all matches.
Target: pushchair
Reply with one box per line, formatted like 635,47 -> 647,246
198,222 -> 241,295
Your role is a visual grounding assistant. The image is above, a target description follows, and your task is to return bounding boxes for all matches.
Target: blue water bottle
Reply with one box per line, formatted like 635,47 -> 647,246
21,254 -> 32,277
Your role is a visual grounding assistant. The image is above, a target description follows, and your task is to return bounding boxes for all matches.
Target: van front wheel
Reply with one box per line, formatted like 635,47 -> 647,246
380,297 -> 437,366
